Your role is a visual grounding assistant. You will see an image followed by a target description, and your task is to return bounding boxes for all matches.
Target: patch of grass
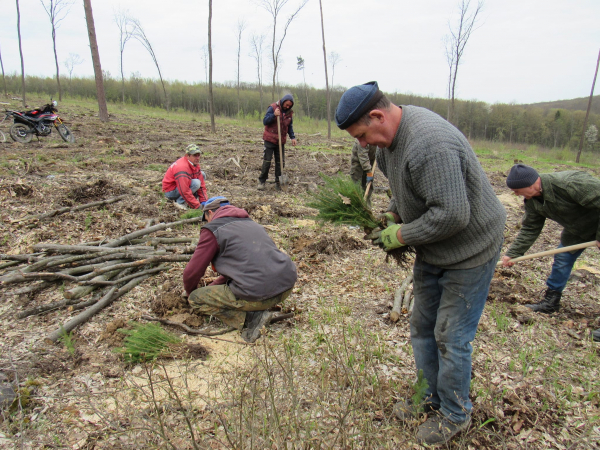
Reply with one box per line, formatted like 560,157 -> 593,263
146,163 -> 168,172
57,325 -> 76,356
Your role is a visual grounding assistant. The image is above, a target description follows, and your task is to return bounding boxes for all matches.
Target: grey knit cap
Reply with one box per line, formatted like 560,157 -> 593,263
335,81 -> 384,130
506,164 -> 539,189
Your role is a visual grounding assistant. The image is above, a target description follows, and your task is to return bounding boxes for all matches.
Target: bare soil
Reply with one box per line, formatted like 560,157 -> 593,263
1,101 -> 599,448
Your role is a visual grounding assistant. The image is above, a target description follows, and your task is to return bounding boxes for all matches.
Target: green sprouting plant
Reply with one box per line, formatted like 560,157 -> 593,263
58,325 -> 76,356
84,212 -> 93,230
180,209 -> 204,220
412,369 -> 430,414
115,322 -> 182,363
306,174 -> 380,230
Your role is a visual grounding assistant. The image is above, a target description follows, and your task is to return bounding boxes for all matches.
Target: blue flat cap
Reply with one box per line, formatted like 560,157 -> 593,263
335,81 -> 384,129
506,164 -> 539,189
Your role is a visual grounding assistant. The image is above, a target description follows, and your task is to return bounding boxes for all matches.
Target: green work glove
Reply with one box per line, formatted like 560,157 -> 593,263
376,224 -> 405,251
377,212 -> 396,227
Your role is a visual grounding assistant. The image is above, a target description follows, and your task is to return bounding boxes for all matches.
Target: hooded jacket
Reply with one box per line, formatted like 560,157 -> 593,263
183,205 -> 297,300
263,94 -> 295,145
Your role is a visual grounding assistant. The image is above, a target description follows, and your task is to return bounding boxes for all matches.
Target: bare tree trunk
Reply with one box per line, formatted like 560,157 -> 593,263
250,34 -> 265,113
445,0 -> 483,125
576,48 -> 600,163
83,0 -> 109,122
208,0 -> 216,133
0,42 -> 7,96
16,0 -> 26,107
130,17 -> 169,110
319,0 -> 331,139
114,11 -> 132,104
235,19 -> 246,116
258,0 -> 308,102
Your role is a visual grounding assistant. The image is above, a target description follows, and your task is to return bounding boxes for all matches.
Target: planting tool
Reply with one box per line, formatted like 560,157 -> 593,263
497,240 -> 597,266
363,159 -> 378,201
276,115 -> 290,186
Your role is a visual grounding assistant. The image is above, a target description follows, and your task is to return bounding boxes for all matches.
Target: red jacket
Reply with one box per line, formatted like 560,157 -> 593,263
162,156 -> 207,209
263,100 -> 294,145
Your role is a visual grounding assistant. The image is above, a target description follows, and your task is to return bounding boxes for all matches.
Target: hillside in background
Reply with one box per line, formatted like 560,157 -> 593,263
527,95 -> 600,114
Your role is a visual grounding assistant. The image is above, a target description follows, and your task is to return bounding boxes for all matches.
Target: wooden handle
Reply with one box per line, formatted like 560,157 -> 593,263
363,159 -> 378,201
497,240 -> 597,266
276,115 -> 284,181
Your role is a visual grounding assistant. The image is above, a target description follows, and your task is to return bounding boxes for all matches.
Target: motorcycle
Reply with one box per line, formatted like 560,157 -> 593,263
3,100 -> 75,144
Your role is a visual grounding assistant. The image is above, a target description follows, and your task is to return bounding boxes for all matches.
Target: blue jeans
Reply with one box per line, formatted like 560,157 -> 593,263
410,247 -> 500,423
546,243 -> 585,292
164,179 -> 201,205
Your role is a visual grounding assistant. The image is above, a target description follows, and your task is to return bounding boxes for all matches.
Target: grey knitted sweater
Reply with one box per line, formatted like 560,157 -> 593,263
377,105 -> 506,269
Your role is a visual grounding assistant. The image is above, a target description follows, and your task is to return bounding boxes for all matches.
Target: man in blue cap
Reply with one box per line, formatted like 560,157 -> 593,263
257,94 -> 297,191
501,164 -> 600,341
183,196 -> 297,343
335,81 -> 506,445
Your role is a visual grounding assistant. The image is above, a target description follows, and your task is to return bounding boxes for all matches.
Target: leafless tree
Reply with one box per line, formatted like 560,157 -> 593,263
296,56 -> 309,117
328,51 -> 341,89
130,71 -> 142,103
200,44 -> 209,112
83,0 -> 108,121
0,42 -> 7,97
234,19 -> 246,115
114,10 -> 133,103
576,48 -> 600,163
40,0 -> 73,101
257,0 -> 308,101
208,0 -> 215,132
16,0 -> 26,106
444,0 -> 483,124
318,0 -> 331,138
249,33 -> 265,112
64,52 -> 83,93
130,16 -> 169,110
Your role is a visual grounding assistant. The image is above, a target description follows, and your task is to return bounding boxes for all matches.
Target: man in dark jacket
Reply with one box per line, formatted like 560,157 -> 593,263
335,81 -> 506,445
350,139 -> 377,205
501,164 -> 600,341
183,196 -> 297,343
162,144 -> 208,210
257,94 -> 297,191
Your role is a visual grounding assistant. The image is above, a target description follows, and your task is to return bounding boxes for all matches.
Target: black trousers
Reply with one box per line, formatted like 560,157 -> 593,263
259,141 -> 285,183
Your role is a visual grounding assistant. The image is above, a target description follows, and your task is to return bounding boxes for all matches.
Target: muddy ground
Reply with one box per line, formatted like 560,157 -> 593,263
1,100 -> 599,449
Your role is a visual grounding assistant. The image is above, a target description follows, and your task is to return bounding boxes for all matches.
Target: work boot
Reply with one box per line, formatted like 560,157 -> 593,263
275,183 -> 281,191
592,328 -> 600,342
417,414 -> 471,445
257,181 -> 266,191
526,289 -> 562,314
173,202 -> 188,211
393,398 -> 439,422
241,311 -> 273,343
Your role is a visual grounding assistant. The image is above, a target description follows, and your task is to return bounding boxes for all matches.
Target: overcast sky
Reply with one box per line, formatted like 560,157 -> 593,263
0,0 -> 598,105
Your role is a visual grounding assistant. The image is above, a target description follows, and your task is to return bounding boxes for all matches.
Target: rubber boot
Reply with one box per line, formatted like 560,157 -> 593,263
592,328 -> 600,342
258,161 -> 271,190
526,289 -> 562,313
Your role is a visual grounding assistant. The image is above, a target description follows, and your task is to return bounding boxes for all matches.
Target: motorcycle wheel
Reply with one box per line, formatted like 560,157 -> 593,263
10,123 -> 33,144
57,124 -> 75,143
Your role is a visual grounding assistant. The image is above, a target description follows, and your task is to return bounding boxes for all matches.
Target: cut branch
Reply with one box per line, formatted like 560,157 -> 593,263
390,274 -> 413,322
17,195 -> 128,222
46,274 -> 151,342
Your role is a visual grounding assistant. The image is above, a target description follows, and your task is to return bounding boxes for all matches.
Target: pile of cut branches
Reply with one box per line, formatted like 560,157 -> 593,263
0,216 -> 202,343
307,174 -> 413,267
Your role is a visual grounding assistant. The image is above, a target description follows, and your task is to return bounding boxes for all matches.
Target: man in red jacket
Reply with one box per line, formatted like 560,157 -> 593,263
183,196 -> 297,343
257,94 -> 297,191
162,144 -> 208,210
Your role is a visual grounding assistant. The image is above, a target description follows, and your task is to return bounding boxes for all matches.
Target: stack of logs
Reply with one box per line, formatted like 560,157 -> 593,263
390,274 -> 413,323
0,216 -> 203,342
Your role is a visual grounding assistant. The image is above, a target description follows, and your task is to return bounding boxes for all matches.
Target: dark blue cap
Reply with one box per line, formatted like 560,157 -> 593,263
335,81 -> 383,130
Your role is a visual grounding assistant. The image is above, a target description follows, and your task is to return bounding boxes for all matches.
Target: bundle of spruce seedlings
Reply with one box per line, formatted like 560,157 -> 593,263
0,216 -> 204,342
307,174 -> 413,267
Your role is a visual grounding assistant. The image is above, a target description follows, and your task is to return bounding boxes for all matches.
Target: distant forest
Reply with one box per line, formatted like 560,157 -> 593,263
3,73 -> 599,151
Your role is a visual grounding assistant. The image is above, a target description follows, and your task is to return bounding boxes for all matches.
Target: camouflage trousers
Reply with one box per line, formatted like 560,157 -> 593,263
188,284 -> 292,330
